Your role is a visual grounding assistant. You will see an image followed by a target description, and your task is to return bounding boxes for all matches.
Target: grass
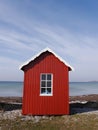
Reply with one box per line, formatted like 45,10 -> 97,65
0,113 -> 98,130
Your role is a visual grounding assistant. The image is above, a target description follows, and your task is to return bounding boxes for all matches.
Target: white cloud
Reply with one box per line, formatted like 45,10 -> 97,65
1,21 -> 98,81
0,1 -> 98,81
0,56 -> 23,81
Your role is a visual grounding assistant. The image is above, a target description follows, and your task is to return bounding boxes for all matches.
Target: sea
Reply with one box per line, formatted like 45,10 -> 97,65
0,81 -> 98,97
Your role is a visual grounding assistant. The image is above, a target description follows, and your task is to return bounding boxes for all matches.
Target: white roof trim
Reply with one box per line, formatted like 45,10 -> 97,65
19,47 -> 74,71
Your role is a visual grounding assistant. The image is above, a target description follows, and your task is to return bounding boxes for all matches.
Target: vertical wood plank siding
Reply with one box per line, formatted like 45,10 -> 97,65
22,52 -> 69,115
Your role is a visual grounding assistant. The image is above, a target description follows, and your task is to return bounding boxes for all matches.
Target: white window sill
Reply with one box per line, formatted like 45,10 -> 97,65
40,94 -> 53,96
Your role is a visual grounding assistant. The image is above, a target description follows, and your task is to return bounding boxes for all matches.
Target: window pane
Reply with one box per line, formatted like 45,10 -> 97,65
47,81 -> 51,87
41,74 -> 46,80
47,74 -> 51,80
41,81 -> 46,87
41,88 -> 45,94
47,88 -> 51,94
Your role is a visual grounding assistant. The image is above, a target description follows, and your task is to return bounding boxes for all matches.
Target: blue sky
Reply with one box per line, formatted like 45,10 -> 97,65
0,0 -> 98,81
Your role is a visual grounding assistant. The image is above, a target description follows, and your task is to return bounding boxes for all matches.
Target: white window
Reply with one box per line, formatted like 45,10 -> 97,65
40,73 -> 53,96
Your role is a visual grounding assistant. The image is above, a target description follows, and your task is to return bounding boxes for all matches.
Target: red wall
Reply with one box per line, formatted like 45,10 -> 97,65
22,52 -> 69,115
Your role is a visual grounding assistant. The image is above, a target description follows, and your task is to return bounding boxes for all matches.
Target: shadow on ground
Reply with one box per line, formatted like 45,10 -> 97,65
0,101 -> 98,115
70,101 -> 98,115
0,102 -> 22,111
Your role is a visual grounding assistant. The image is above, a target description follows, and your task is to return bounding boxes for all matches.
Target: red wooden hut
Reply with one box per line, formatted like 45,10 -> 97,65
20,48 -> 73,115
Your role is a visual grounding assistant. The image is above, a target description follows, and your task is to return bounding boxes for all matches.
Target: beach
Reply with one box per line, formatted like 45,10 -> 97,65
0,94 -> 98,113
70,94 -> 98,102
0,94 -> 98,130
0,94 -> 98,103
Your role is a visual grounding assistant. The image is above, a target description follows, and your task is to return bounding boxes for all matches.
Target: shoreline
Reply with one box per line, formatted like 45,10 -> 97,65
70,94 -> 98,102
0,94 -> 98,103
0,94 -> 97,114
0,94 -> 98,129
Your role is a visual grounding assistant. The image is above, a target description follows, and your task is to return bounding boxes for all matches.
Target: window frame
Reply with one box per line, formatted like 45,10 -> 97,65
40,73 -> 53,96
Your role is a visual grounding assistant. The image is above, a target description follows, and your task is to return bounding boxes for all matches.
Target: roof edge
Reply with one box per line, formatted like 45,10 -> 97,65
19,47 -> 74,71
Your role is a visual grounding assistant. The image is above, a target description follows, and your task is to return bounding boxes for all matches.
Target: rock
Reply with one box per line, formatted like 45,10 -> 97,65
0,110 -> 22,120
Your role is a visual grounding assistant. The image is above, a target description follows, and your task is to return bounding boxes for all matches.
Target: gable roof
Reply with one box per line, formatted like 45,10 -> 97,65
19,47 -> 74,71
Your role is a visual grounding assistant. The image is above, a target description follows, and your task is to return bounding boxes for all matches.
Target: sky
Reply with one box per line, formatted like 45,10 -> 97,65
0,0 -> 98,82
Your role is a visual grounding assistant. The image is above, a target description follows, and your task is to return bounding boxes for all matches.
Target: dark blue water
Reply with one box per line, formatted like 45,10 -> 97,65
0,81 -> 98,96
